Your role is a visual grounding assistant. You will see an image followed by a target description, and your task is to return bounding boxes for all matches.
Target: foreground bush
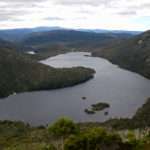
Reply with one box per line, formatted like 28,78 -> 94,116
0,118 -> 149,150
48,118 -> 79,150
64,127 -> 123,150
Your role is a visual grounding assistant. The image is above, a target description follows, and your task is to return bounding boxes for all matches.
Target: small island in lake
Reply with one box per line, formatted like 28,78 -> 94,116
82,96 -> 87,100
84,109 -> 95,114
91,102 -> 110,111
84,102 -> 110,115
104,111 -> 109,116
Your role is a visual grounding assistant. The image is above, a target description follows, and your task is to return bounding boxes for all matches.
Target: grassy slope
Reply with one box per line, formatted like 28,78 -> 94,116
92,30 -> 150,79
0,45 -> 95,98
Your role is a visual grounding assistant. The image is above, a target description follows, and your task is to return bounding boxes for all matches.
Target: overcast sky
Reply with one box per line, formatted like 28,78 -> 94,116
0,0 -> 150,31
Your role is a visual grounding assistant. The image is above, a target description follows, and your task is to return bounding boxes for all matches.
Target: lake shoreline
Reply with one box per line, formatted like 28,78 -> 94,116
0,97 -> 150,129
92,51 -> 150,80
0,66 -> 95,99
0,52 -> 149,126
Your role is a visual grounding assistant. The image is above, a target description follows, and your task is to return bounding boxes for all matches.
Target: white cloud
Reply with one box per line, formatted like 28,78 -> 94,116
0,0 -> 149,30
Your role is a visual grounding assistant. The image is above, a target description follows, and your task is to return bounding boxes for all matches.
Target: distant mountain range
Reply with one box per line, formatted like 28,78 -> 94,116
0,27 -> 64,42
18,29 -> 138,60
22,29 -> 134,45
77,29 -> 141,35
22,29 -> 129,48
0,27 -> 138,60
0,26 -> 141,42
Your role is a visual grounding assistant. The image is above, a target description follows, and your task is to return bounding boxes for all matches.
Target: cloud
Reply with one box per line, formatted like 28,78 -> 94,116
0,0 -> 44,22
0,9 -> 30,21
117,11 -> 137,16
2,0 -> 44,3
0,0 -> 150,30
53,0 -> 116,7
44,17 -> 64,21
0,0 -> 43,8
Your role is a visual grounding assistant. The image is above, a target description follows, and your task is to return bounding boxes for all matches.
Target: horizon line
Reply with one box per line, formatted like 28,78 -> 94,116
0,26 -> 145,32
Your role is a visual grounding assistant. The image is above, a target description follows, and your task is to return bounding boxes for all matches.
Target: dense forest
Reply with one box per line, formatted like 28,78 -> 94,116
0,40 -> 95,98
93,30 -> 150,79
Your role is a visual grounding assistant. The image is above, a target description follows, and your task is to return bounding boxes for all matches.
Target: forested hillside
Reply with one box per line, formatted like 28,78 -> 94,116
93,30 -> 150,79
0,40 -> 95,98
20,30 -> 133,59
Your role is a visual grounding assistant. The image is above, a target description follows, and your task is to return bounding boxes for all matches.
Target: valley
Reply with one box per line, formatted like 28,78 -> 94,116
0,0 -> 150,149
0,27 -> 149,150
0,52 -> 149,125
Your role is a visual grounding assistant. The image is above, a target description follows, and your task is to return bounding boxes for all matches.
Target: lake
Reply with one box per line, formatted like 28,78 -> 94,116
0,52 -> 150,125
